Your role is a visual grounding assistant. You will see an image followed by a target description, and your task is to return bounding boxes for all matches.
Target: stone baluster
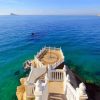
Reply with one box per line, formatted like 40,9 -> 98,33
56,72 -> 57,80
34,80 -> 42,100
55,72 -> 56,80
48,65 -> 51,80
63,65 -> 67,81
56,72 -> 59,80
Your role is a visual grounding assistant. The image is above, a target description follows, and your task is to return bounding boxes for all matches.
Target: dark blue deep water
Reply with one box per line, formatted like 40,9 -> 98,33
0,15 -> 100,100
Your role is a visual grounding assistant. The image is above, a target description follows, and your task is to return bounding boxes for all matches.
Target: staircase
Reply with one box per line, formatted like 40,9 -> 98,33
27,67 -> 47,83
48,93 -> 66,100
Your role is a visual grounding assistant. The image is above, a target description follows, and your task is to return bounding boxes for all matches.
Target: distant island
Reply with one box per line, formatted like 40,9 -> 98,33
10,13 -> 17,16
97,14 -> 100,16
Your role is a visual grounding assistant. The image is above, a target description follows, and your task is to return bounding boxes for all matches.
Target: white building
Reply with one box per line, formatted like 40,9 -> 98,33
16,47 -> 88,100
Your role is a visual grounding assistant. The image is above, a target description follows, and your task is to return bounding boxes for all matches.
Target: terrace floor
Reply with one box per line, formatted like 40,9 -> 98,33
38,49 -> 63,66
48,81 -> 66,100
48,81 -> 64,94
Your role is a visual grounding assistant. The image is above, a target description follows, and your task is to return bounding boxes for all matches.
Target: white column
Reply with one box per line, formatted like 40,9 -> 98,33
58,72 -> 61,80
63,65 -> 67,81
63,65 -> 67,72
34,80 -> 42,100
66,74 -> 70,82
45,74 -> 48,83
47,65 -> 51,80
76,83 -> 88,100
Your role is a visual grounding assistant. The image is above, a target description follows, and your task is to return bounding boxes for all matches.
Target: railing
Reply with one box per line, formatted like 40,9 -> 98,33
26,64 -> 88,100
52,59 -> 64,69
45,47 -> 61,50
36,46 -> 63,59
60,48 -> 64,59
48,69 -> 64,81
65,81 -> 77,100
36,47 -> 46,58
64,73 -> 88,100
48,65 -> 88,100
35,46 -> 64,69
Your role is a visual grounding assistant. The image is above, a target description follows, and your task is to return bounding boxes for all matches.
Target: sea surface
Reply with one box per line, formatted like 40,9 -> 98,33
0,15 -> 100,100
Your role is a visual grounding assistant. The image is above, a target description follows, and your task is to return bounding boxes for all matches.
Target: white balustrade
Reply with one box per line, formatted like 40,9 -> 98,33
26,62 -> 88,100
52,59 -> 64,69
60,48 -> 64,59
35,47 -> 46,58
48,69 -> 64,81
34,75 -> 48,100
45,47 -> 61,50
64,74 -> 88,100
76,83 -> 88,100
66,79 -> 77,100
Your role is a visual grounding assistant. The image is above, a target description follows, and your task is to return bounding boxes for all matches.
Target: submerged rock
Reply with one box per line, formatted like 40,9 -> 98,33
14,70 -> 20,75
95,72 -> 100,76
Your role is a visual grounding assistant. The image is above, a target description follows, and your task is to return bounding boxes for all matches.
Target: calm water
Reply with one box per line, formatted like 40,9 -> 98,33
0,15 -> 100,100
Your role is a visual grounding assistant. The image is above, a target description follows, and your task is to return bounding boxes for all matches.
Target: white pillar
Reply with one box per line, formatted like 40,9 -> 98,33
45,74 -> 48,83
63,65 -> 67,81
58,72 -> 61,80
61,73 -> 63,80
76,83 -> 88,100
66,74 -> 70,82
48,65 -> 51,80
34,80 -> 42,100
63,65 -> 67,72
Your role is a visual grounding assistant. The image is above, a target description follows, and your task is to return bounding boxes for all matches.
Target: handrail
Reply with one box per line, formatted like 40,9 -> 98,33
48,69 -> 64,81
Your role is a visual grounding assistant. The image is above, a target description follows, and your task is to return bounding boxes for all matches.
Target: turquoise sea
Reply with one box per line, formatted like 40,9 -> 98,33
0,15 -> 100,100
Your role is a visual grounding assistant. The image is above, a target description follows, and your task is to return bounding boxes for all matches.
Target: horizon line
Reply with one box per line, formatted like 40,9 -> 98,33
0,14 -> 97,16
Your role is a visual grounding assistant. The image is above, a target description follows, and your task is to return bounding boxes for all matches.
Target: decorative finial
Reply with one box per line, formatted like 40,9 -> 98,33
63,65 -> 67,71
79,82 -> 86,95
67,74 -> 70,82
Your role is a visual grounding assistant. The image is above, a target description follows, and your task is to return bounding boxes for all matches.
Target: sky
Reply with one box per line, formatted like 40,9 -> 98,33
0,0 -> 100,15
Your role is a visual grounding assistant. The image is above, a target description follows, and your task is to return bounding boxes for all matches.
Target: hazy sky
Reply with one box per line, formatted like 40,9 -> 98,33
0,0 -> 100,15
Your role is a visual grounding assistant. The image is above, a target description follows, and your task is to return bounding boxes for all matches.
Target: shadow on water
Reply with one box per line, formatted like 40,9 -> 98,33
28,31 -> 48,42
65,59 -> 100,86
